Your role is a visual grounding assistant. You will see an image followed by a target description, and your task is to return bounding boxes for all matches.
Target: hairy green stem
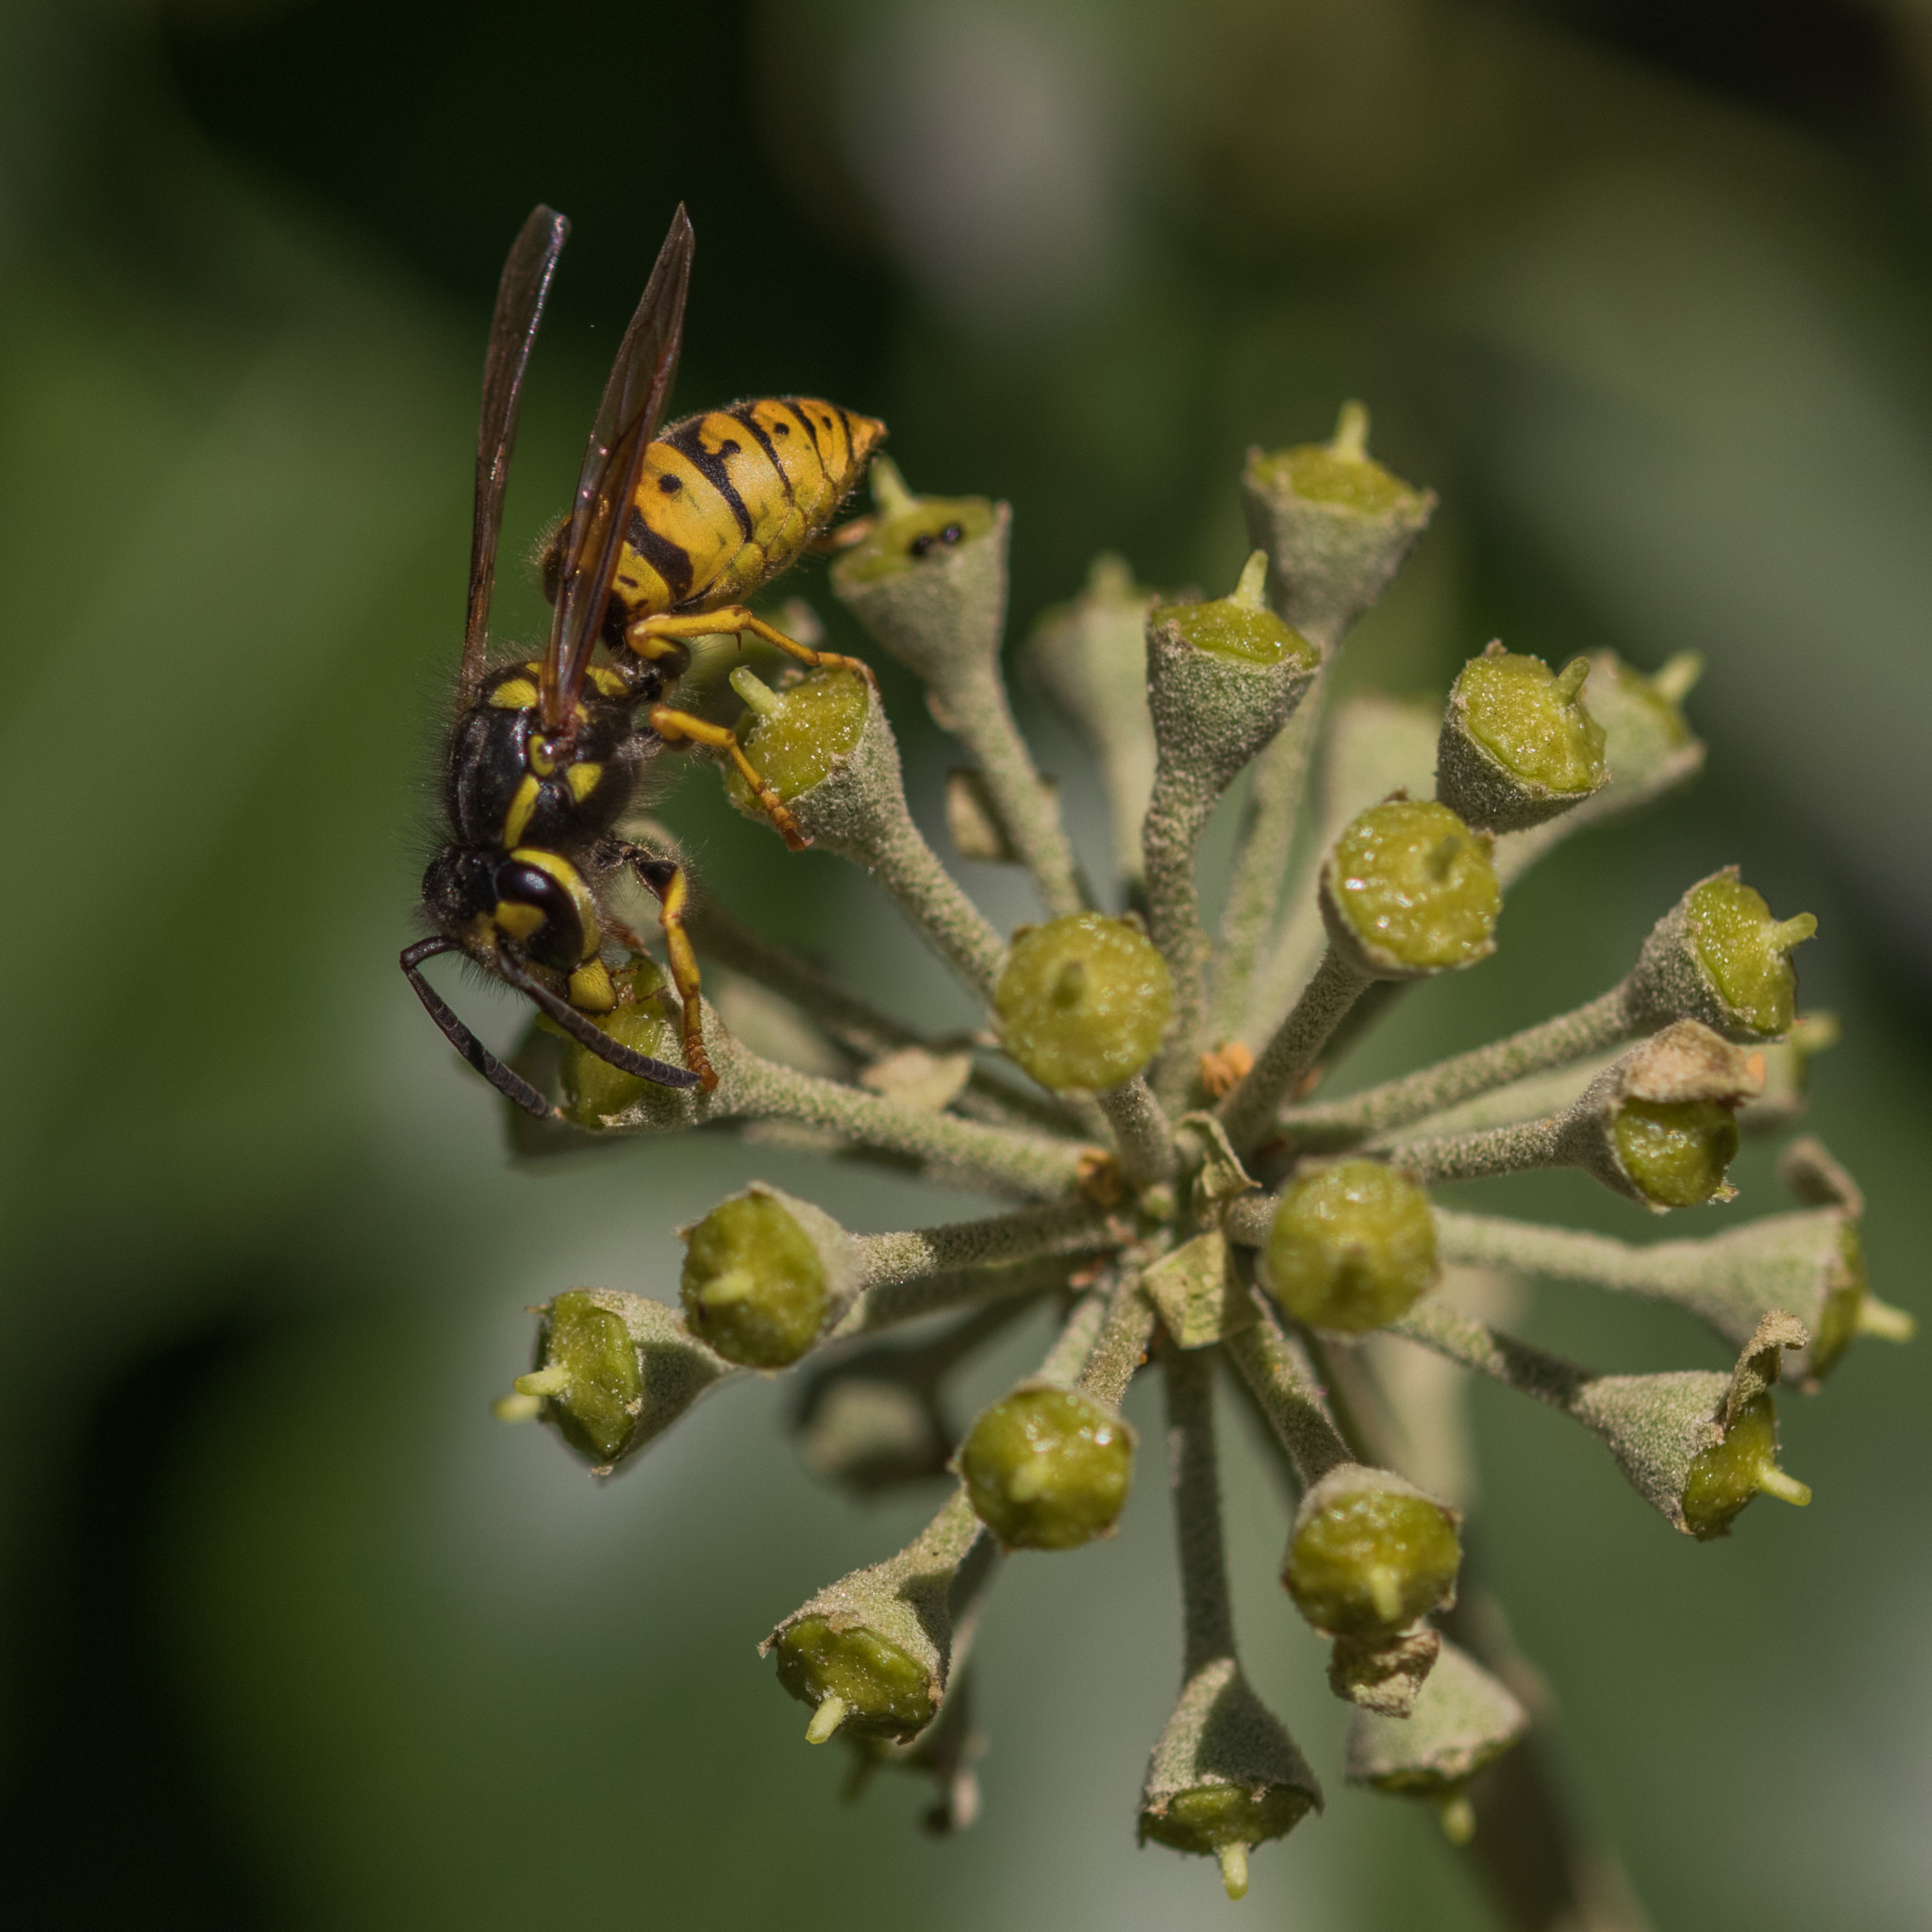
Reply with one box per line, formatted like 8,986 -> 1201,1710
1220,946 -> 1372,1150
1165,1346 -> 1235,1670
1078,1273 -> 1159,1408
1281,986 -> 1633,1150
1221,1291 -> 1354,1486
1098,1076 -> 1178,1186
1208,687 -> 1324,1045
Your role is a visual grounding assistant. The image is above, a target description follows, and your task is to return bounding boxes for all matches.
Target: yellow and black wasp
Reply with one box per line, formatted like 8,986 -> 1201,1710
402,204 -> 886,1112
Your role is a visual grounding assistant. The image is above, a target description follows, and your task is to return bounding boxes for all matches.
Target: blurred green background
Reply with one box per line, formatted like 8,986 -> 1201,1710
3,0 -> 1929,1924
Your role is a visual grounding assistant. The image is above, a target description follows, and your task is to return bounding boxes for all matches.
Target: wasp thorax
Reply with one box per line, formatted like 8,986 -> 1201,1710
1260,1161 -> 1439,1333
1687,874 -> 1816,1038
518,1291 -> 644,1465
958,1383 -> 1134,1549
679,1185 -> 858,1368
995,913 -> 1173,1093
1436,644 -> 1608,832
1322,799 -> 1500,979
1283,1465 -> 1461,1640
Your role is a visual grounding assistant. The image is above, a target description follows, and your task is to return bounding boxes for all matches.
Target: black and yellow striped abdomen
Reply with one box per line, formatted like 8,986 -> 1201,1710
611,397 -> 886,621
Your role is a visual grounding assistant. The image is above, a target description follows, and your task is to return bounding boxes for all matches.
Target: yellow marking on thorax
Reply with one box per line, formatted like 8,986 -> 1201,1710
566,761 -> 603,804
490,677 -> 538,710
502,773 -> 541,847
587,666 -> 628,698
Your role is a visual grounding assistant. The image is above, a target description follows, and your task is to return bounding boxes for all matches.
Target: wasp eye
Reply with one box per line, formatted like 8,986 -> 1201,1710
493,859 -> 585,972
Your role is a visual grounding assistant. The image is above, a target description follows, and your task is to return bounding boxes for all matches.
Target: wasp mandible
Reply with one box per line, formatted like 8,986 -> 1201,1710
401,205 -> 886,1111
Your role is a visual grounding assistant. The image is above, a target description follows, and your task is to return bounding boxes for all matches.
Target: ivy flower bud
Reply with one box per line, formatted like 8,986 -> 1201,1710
1344,1638 -> 1529,1839
1241,402 -> 1437,648
829,459 -> 1007,682
1145,553 -> 1321,802
724,665 -> 872,808
995,912 -> 1174,1093
1626,868 -> 1816,1042
1559,1020 -> 1760,1211
1138,1658 -> 1323,1900
557,959 -> 691,1129
1258,1160 -> 1439,1332
1572,1313 -> 1811,1538
511,1290 -> 734,1472
1435,644 -> 1608,833
958,1382 -> 1135,1549
762,1490 -> 988,1744
1283,1464 -> 1462,1641
1321,798 -> 1501,980
679,1183 -> 860,1369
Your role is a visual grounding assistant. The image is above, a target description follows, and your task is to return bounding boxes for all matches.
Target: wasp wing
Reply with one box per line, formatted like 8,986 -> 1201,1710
460,206 -> 570,710
539,204 -> 693,733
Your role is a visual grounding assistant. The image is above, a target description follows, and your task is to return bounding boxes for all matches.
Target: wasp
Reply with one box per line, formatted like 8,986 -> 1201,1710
401,205 -> 887,1114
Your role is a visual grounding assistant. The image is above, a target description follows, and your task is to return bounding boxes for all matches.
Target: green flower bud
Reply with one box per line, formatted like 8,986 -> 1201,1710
1344,1638 -> 1529,1836
557,959 -> 689,1129
1611,1100 -> 1740,1208
1685,873 -> 1815,1037
1626,869 -> 1817,1043
1152,556 -> 1309,669
1435,644 -> 1608,833
508,1290 -> 735,1473
1144,554 -> 1321,805
1138,1659 -> 1323,1901
1559,1020 -> 1761,1212
762,1489 -> 987,1744
995,912 -> 1173,1093
829,459 -> 1008,682
1680,1391 -> 1811,1540
1259,1160 -> 1439,1332
724,665 -> 871,807
1283,1464 -> 1461,1640
1321,799 -> 1500,979
958,1382 -> 1134,1549
1571,1313 -> 1811,1537
679,1183 -> 859,1369
1241,402 -> 1437,647
773,1617 -> 939,1742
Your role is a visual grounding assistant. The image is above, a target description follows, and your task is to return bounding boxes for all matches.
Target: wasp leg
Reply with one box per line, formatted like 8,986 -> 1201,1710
646,703 -> 810,852
494,948 -> 701,1091
625,606 -> 877,685
399,936 -> 558,1121
614,843 -> 719,1093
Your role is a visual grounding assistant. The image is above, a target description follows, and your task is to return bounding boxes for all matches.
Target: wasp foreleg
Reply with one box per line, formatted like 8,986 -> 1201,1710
646,703 -> 810,851
615,842 -> 719,1093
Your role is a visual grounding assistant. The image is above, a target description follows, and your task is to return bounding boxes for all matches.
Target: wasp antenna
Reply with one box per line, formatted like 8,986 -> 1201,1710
399,938 -> 560,1120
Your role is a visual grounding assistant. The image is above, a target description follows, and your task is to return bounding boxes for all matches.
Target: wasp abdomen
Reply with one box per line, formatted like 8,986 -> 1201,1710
608,398 -> 887,623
